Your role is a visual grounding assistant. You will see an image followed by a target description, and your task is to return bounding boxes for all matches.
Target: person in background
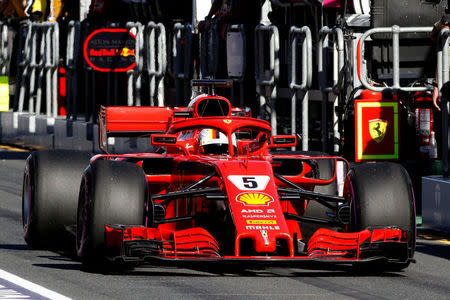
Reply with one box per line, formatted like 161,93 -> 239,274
0,0 -> 29,19
431,13 -> 450,111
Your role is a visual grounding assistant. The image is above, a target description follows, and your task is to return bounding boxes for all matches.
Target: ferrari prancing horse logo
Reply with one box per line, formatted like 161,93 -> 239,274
237,192 -> 274,206
369,119 -> 388,143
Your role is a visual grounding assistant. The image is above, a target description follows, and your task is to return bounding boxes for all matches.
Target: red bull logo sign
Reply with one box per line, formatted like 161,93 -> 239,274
84,29 -> 136,72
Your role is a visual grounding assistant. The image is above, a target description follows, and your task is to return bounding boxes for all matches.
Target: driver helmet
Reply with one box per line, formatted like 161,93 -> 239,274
199,129 -> 236,154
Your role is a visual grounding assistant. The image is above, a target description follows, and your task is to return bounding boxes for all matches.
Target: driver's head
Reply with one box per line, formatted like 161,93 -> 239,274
199,129 -> 229,155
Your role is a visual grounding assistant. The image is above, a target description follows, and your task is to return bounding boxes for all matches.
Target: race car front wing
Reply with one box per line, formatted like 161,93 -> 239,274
104,225 -> 412,266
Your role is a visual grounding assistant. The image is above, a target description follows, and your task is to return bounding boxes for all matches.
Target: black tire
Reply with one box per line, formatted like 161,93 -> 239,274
22,150 -> 91,249
346,162 -> 415,270
76,160 -> 147,268
271,151 -> 339,242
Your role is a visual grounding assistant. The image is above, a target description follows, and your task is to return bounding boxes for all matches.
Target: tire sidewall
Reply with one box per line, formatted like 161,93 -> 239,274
22,154 -> 36,246
346,162 -> 416,259
22,150 -> 91,249
76,160 -> 147,264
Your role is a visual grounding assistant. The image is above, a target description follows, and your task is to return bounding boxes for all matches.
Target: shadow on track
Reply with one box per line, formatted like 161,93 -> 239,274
16,244 -> 411,277
0,150 -> 30,160
190,264 -> 406,278
415,242 -> 450,260
415,229 -> 450,260
0,244 -> 28,251
33,263 -> 84,271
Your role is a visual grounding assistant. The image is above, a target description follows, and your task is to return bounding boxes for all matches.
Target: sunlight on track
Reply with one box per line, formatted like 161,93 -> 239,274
419,234 -> 450,245
0,145 -> 29,152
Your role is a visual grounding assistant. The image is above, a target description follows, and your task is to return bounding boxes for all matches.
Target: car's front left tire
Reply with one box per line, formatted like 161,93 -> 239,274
76,160 -> 147,269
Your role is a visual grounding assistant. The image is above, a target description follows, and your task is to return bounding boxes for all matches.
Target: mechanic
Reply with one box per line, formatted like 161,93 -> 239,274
431,12 -> 450,111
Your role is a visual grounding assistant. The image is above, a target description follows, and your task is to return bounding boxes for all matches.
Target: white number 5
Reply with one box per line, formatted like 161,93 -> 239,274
227,175 -> 270,191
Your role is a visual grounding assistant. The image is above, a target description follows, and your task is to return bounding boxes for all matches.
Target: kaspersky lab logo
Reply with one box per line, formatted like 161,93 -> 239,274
369,119 -> 388,143
236,192 -> 274,206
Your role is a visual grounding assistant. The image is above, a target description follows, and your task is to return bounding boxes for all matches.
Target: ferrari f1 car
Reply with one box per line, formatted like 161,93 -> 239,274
22,80 -> 416,271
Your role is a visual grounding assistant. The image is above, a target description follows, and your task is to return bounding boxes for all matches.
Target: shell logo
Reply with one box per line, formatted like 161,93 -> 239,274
236,192 -> 274,206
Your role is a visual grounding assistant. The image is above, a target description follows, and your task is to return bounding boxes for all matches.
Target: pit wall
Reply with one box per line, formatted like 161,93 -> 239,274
0,112 -> 153,154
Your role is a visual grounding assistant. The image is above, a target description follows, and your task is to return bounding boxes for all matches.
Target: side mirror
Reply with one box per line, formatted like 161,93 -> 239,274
270,135 -> 297,148
151,134 -> 177,146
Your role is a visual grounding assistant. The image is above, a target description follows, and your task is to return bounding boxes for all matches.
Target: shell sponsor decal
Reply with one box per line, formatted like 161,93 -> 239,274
236,192 -> 274,206
246,220 -> 277,225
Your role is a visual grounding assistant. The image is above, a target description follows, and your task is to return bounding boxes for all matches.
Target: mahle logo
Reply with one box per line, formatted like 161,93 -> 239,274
369,119 -> 388,143
236,192 -> 274,206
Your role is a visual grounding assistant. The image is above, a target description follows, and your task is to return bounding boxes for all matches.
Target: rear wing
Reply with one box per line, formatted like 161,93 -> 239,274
98,106 -> 174,153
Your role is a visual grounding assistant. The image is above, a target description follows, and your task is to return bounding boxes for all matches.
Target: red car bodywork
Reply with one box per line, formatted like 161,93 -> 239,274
94,94 -> 411,266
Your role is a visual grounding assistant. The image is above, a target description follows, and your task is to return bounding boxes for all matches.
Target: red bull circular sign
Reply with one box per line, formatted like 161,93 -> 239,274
83,29 -> 136,72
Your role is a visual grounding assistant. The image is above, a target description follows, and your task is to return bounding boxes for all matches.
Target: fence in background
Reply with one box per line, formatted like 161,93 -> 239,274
289,26 -> 312,151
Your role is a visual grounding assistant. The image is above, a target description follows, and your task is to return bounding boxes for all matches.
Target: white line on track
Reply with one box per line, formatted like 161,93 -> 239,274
0,269 -> 71,300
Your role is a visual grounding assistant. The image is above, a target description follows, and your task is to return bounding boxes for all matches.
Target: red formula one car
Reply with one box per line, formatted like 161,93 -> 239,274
22,80 -> 416,271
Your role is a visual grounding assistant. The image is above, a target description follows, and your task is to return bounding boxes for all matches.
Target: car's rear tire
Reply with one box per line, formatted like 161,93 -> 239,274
76,160 -> 147,269
22,150 -> 91,249
346,162 -> 415,270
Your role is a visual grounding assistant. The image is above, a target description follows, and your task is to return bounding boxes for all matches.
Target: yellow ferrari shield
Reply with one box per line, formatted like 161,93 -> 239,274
369,119 -> 388,143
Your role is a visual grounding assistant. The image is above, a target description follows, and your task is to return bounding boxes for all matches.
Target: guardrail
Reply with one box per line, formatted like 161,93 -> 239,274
66,21 -> 80,119
255,24 -> 279,134
126,22 -> 145,106
359,26 -> 433,92
81,21 -> 97,122
318,26 -> 344,153
0,22 -> 9,76
289,26 -> 312,151
146,21 -> 166,107
173,23 -> 193,105
15,21 -> 59,121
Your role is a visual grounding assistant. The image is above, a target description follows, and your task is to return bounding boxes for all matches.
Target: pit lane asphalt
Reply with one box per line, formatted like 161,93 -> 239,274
0,148 -> 449,300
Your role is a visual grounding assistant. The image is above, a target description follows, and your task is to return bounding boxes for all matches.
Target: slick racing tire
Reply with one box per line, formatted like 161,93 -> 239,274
76,160 -> 146,269
346,162 -> 415,271
22,150 -> 91,249
270,151 -> 339,242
